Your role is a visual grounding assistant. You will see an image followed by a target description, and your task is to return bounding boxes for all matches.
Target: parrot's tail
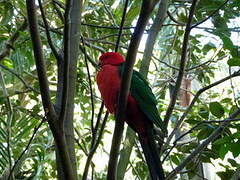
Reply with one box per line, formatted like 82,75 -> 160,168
139,129 -> 165,180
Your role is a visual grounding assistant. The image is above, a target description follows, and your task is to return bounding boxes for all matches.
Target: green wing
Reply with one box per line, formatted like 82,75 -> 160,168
119,63 -> 165,132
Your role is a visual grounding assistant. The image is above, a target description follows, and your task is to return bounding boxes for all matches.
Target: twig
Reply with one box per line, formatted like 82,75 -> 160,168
163,0 -> 198,128
92,102 -> 105,147
167,10 -> 185,26
229,67 -> 239,107
85,33 -> 131,42
166,107 -> 240,179
164,69 -> 240,156
100,0 -> 117,26
0,64 -> 38,93
79,45 -> 99,68
191,0 -> 230,29
82,111 -> 109,180
38,0 -> 62,62
81,23 -> 135,30
81,36 -> 95,140
7,119 -> 45,180
162,118 -> 240,163
51,0 -> 65,23
115,0 -> 129,52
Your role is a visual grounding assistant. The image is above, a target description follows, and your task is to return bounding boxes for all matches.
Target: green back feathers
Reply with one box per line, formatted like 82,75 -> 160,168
119,63 -> 165,132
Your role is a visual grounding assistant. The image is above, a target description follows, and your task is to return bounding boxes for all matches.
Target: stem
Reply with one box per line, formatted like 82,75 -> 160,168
163,0 -> 198,128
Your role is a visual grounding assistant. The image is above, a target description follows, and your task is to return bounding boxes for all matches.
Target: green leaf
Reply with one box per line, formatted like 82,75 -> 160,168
170,155 -> 180,165
219,144 -> 229,159
197,124 -> 215,140
227,58 -> 240,66
198,106 -> 209,119
217,169 -> 235,180
229,140 -> 240,158
209,102 -> 225,118
227,158 -> 238,167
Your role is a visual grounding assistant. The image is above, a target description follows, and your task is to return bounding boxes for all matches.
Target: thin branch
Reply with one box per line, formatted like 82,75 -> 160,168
163,0 -> 198,128
115,0 -> 129,52
0,64 -> 38,93
107,0 -> 159,179
92,102 -> 105,147
81,23 -> 135,30
85,33 -> 131,42
7,119 -> 45,180
166,107 -> 240,179
79,45 -> 99,68
82,111 -> 108,180
26,0 -> 56,119
164,69 -> 240,153
191,0 -> 230,29
100,0 -> 117,26
81,36 -> 95,139
59,0 -> 71,124
0,20 -> 28,61
167,10 -> 185,26
163,118 -> 240,163
51,0 -> 65,23
140,0 -> 168,77
38,0 -> 62,62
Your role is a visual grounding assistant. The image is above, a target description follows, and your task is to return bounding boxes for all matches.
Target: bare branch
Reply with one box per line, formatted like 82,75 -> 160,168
167,107 -> 240,179
26,1 -> 75,179
191,0 -> 230,29
115,0 -> 129,52
38,0 -> 62,62
140,0 -> 168,77
163,0 -> 199,128
59,0 -> 71,124
26,0 -> 56,119
0,64 -> 38,93
107,0 -> 160,179
7,120 -> 45,180
165,69 -> 240,151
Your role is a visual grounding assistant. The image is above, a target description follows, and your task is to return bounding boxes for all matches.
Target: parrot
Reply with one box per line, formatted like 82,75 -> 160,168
96,52 -> 166,180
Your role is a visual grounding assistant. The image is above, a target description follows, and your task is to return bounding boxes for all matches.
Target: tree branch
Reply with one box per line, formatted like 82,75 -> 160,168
26,1 -> 75,179
59,0 -> 71,124
164,69 -> 240,152
0,64 -> 38,93
26,0 -> 56,119
117,1 -> 168,179
38,0 -> 62,62
107,0 -> 160,179
166,107 -> 240,179
191,0 -> 230,29
163,0 -> 198,128
114,0 -> 129,52
7,119 -> 45,180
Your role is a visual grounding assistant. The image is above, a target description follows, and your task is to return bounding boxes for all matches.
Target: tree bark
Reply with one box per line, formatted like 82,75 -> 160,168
55,0 -> 82,179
